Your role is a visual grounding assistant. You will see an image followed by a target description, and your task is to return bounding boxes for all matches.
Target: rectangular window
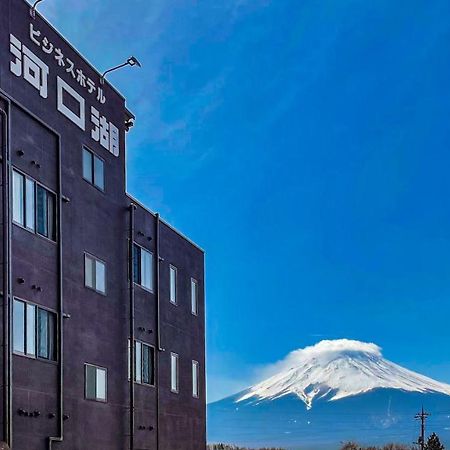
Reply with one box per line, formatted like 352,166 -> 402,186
142,344 -> 154,385
128,340 -> 155,386
85,253 -> 106,294
13,170 -> 24,225
192,360 -> 200,398
12,169 -> 56,241
170,265 -> 177,305
171,352 -> 179,393
13,299 -> 25,354
25,178 -> 35,231
85,364 -> 107,402
83,147 -> 104,191
132,244 -> 154,291
191,278 -> 198,316
26,304 -> 36,356
37,308 -> 56,360
13,299 -> 56,361
135,341 -> 142,384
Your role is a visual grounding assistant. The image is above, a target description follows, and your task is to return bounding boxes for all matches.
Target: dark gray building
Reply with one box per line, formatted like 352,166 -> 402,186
0,1 -> 206,449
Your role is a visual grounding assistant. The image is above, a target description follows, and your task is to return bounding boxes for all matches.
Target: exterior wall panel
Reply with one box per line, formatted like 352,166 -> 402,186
0,0 -> 206,449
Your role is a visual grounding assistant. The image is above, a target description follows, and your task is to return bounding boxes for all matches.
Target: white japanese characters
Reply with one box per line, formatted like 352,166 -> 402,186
9,31 -> 120,157
10,33 -> 48,99
30,23 -> 106,104
91,107 -> 119,157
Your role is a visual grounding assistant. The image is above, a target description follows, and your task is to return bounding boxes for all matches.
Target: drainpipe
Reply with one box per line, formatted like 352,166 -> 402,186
129,203 -> 136,450
155,213 -> 165,449
1,104 -> 12,447
48,134 -> 64,449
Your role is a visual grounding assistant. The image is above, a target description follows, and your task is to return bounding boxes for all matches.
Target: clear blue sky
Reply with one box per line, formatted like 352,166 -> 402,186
39,0 -> 450,402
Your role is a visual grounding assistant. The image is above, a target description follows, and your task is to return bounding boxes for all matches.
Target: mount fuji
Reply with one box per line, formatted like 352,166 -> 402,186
208,340 -> 450,449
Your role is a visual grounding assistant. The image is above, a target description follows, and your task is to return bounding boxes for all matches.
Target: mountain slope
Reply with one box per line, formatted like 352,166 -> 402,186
208,340 -> 450,449
237,340 -> 450,409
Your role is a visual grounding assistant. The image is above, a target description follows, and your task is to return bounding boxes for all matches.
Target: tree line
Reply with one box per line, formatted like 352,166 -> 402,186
207,445 -> 285,450
340,433 -> 445,450
208,432 -> 445,450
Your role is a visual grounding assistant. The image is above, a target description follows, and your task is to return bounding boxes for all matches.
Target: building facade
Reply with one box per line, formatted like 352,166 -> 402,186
0,1 -> 206,449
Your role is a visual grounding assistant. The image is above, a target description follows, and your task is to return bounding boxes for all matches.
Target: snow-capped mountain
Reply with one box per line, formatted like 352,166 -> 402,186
208,340 -> 450,450
238,339 -> 450,409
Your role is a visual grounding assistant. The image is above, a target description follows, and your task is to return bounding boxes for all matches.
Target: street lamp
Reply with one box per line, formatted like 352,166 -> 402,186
100,57 -> 142,85
30,0 -> 45,19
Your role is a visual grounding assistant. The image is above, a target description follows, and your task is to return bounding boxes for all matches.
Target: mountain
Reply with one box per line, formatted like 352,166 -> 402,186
208,340 -> 450,449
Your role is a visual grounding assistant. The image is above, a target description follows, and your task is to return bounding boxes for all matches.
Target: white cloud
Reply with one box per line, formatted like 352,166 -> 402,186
259,339 -> 382,379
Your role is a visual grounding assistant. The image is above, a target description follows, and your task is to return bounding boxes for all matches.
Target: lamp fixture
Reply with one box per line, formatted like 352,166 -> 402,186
30,0 -> 45,19
100,56 -> 142,84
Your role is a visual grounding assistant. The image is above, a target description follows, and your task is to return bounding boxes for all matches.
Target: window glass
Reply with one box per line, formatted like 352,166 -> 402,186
82,148 -> 93,182
47,312 -> 56,361
132,245 -> 140,285
141,249 -> 153,291
170,266 -> 177,304
127,339 -> 131,380
47,193 -> 56,241
25,178 -> 35,231
12,170 -> 24,225
191,279 -> 198,315
94,156 -> 104,190
85,365 -> 97,400
37,308 -> 49,359
171,353 -> 179,393
193,361 -> 199,398
135,341 -> 142,384
96,368 -> 107,401
142,344 -> 155,385
26,304 -> 36,356
36,186 -> 48,237
95,260 -> 106,293
13,300 -> 56,361
13,300 -> 25,353
85,255 -> 94,289
142,345 -> 150,384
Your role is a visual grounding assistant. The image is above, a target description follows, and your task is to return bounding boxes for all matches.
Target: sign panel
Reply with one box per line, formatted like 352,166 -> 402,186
3,4 -> 125,158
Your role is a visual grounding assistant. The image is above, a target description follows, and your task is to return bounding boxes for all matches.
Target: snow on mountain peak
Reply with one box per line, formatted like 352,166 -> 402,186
237,339 -> 450,409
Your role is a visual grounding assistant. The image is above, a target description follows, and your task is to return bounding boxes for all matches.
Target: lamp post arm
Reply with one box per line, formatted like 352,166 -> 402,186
100,62 -> 130,84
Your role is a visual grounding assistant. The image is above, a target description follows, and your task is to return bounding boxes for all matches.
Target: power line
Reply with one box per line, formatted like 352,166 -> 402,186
414,406 -> 430,450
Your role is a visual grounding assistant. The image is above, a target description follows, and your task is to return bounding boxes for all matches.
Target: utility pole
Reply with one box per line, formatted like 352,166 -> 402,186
415,406 -> 430,450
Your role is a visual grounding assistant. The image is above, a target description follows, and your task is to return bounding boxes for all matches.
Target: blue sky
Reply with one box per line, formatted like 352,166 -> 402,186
39,0 -> 450,402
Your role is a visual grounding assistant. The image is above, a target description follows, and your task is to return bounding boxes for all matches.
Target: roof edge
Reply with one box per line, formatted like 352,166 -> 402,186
126,193 -> 205,253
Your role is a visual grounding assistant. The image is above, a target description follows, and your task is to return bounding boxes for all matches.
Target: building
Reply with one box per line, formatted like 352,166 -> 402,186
0,1 -> 206,449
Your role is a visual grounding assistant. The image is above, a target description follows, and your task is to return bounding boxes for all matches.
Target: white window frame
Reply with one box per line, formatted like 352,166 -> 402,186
169,265 -> 177,305
12,297 -> 57,361
133,243 -> 154,292
82,146 -> 105,191
12,168 -> 57,241
85,363 -> 107,402
84,253 -> 107,295
191,278 -> 199,316
171,352 -> 179,394
192,360 -> 200,398
128,339 -> 155,386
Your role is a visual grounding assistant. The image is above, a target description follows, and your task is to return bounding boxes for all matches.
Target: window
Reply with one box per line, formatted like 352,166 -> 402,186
132,244 -> 154,291
169,265 -> 177,305
128,340 -> 155,386
85,253 -> 106,294
13,299 -> 57,361
83,147 -> 104,190
12,169 -> 56,241
192,360 -> 200,398
85,364 -> 107,402
171,352 -> 179,393
191,278 -> 199,316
